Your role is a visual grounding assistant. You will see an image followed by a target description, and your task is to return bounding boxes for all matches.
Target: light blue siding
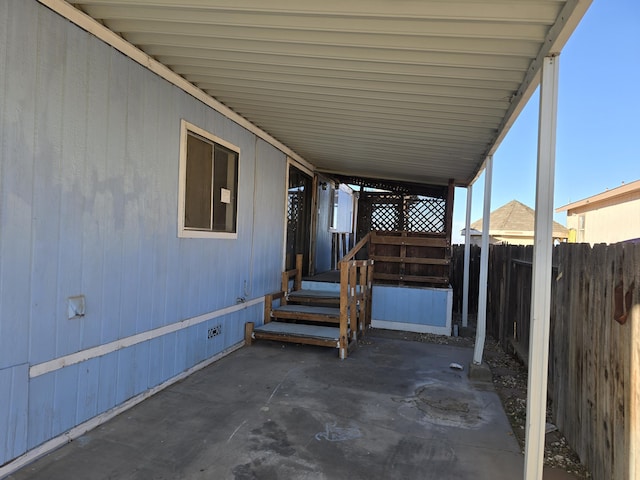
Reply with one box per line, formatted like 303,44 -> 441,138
52,365 -> 80,439
0,365 -> 28,463
75,357 -> 100,425
372,285 -> 451,328
0,1 -> 37,371
27,374 -> 55,450
0,0 -> 287,466
300,282 -> 452,331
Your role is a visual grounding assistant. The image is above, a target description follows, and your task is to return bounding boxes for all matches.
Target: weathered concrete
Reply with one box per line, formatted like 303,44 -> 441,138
9,332 -> 528,479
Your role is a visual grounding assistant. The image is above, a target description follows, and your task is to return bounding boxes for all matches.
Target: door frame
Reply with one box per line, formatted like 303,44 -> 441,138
282,157 -> 315,273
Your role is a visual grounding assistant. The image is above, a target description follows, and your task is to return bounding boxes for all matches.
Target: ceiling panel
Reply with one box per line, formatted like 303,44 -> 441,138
72,0 -> 591,186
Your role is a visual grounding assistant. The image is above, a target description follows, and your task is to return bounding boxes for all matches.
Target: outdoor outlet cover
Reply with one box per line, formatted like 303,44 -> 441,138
68,295 -> 86,319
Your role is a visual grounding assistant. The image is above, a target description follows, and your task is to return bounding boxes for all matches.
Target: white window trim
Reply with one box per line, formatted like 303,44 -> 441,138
178,119 -> 240,239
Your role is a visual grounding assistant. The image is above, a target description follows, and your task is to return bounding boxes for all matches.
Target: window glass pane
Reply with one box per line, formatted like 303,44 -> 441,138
212,144 -> 238,233
184,134 -> 213,229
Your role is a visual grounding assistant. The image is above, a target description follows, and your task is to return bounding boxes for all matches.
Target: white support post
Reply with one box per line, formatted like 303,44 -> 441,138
473,157 -> 492,365
462,184 -> 473,328
524,55 -> 560,480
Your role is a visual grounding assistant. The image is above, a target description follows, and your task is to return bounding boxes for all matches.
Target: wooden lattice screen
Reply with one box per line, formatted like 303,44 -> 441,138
344,177 -> 454,287
364,194 -> 446,233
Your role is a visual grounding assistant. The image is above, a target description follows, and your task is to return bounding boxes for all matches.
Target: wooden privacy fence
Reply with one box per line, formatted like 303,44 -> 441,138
450,244 -> 480,315
551,242 -> 639,480
451,242 -> 640,480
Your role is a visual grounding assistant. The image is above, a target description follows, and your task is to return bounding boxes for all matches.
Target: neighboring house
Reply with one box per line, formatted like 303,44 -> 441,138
556,179 -> 640,245
462,200 -> 569,246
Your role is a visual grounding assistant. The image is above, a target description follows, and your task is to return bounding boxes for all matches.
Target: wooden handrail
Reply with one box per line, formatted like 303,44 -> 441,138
340,232 -> 371,264
370,232 -> 448,247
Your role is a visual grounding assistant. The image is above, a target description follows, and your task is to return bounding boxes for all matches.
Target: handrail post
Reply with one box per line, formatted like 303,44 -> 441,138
295,253 -> 303,291
349,261 -> 358,340
339,261 -> 349,359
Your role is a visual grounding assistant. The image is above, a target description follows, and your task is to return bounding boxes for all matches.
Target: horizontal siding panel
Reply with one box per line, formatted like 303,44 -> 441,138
27,374 -> 55,450
0,364 -> 28,465
75,357 -> 101,425
372,285 -> 451,328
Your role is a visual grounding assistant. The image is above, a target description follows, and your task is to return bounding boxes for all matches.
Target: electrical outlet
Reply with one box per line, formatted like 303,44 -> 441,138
207,325 -> 222,339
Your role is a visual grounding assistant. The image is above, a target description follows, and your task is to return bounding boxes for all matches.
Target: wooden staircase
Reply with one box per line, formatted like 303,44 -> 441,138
245,253 -> 373,359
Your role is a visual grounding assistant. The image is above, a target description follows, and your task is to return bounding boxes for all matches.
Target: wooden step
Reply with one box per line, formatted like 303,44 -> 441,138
287,289 -> 340,305
271,304 -> 341,324
252,322 -> 340,348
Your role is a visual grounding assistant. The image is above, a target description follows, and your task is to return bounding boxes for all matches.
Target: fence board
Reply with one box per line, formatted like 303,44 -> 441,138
450,244 -> 480,315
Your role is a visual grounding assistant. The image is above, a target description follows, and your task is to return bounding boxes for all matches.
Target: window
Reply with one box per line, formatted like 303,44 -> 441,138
178,120 -> 239,238
577,214 -> 586,242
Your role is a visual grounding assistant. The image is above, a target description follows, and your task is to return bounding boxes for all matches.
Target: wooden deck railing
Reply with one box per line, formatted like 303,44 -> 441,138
340,232 -> 371,263
338,230 -> 450,287
369,231 -> 450,286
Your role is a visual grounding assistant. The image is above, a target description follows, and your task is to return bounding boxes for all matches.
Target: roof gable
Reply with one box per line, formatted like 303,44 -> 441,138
471,200 -> 568,238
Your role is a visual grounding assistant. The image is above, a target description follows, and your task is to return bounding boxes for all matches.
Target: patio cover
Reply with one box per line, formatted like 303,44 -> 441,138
44,0 -> 591,187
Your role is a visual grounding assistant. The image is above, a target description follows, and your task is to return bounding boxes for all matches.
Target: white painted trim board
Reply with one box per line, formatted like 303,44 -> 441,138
30,297 -> 263,378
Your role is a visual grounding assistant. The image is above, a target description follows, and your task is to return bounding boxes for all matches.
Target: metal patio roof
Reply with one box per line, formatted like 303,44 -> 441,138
68,0 -> 591,187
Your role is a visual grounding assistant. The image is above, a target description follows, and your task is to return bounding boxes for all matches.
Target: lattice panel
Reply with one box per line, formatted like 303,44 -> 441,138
406,196 -> 446,233
287,191 -> 302,224
371,204 -> 399,231
370,197 -> 401,231
365,194 -> 446,233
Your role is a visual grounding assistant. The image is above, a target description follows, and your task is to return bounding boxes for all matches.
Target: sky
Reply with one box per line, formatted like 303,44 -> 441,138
451,0 -> 640,244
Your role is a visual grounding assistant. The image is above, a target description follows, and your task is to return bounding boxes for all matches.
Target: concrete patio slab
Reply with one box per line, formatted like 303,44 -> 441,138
9,332 -> 528,480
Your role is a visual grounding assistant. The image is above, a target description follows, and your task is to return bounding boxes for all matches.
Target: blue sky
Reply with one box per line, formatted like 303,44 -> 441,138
452,0 -> 640,243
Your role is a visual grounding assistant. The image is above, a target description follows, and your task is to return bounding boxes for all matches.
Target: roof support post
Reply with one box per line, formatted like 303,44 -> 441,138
473,156 -> 492,365
462,184 -> 473,328
524,54 -> 559,480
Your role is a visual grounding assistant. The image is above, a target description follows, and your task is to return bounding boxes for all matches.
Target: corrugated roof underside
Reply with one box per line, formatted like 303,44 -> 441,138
72,0 -> 582,186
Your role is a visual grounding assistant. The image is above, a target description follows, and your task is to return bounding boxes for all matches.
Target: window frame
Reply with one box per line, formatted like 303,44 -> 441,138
178,119 -> 240,239
577,213 -> 586,242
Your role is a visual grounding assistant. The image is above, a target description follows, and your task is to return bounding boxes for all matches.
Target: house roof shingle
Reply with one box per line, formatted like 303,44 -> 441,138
470,200 -> 569,238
